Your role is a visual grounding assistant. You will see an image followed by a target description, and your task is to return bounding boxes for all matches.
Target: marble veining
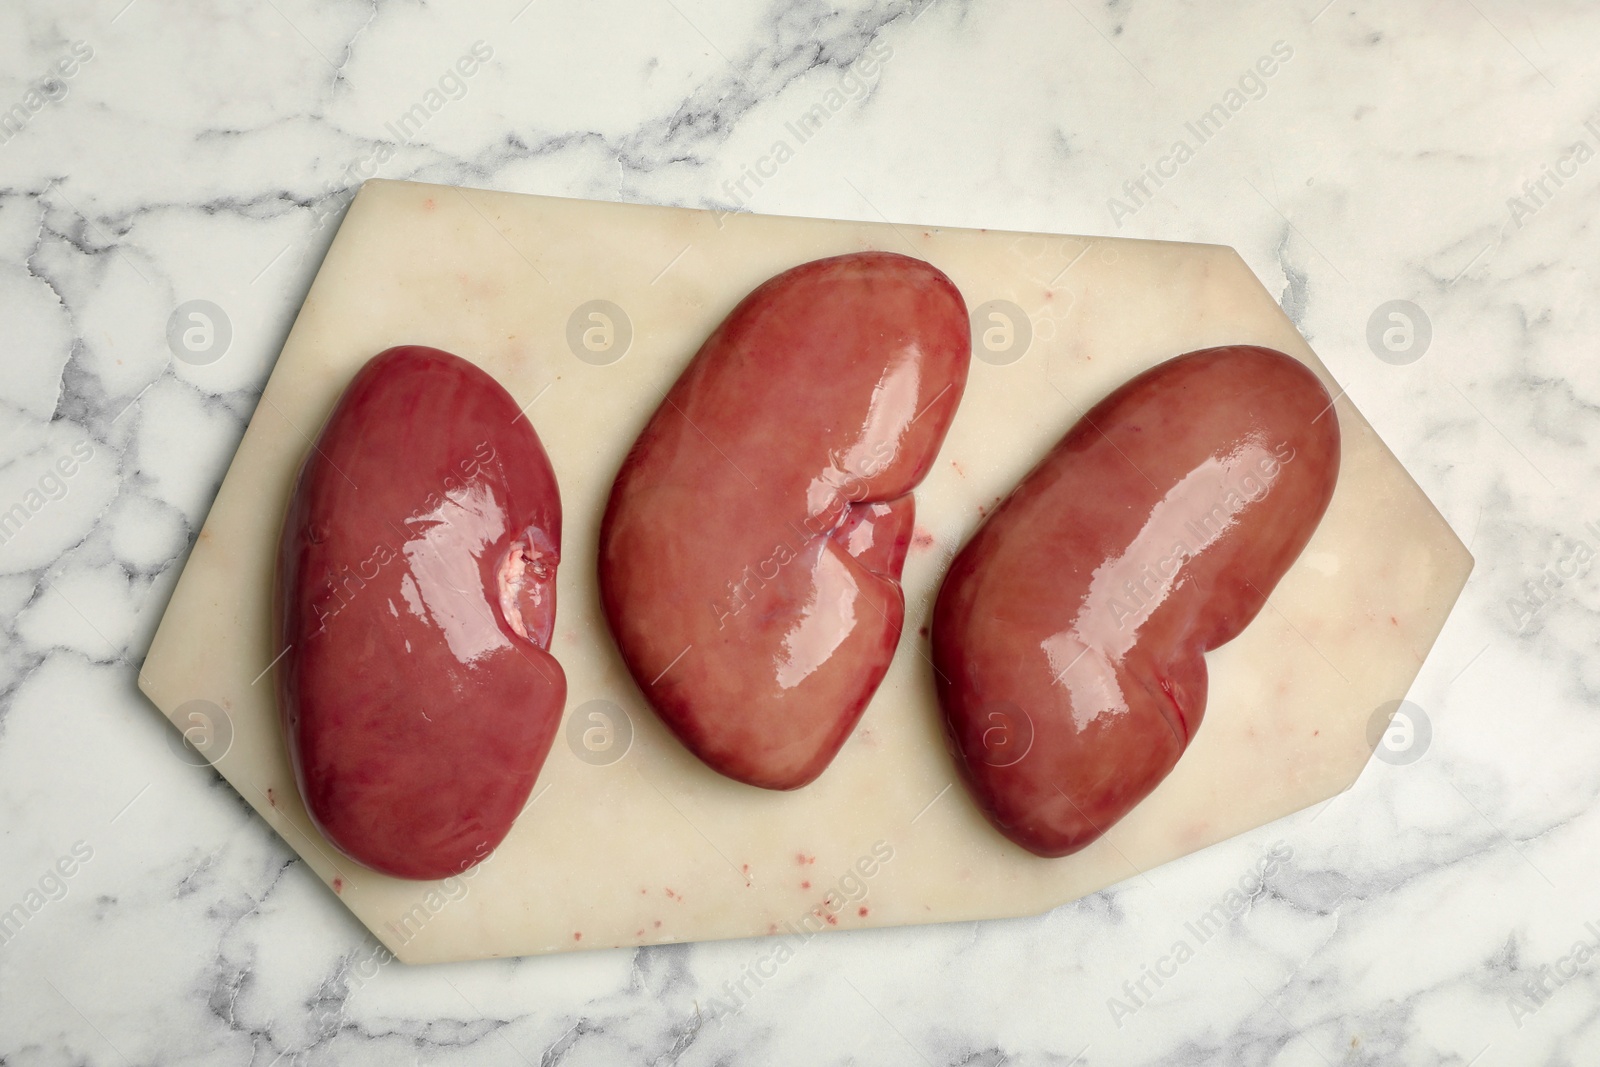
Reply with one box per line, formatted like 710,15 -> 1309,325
1,0 -> 1598,1063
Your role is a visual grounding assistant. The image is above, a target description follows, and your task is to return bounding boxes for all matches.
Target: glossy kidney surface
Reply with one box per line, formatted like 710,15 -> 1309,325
599,251 -> 971,789
932,345 -> 1341,857
276,345 -> 566,880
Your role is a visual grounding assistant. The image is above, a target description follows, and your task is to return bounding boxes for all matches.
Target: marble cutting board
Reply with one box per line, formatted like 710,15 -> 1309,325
138,179 -> 1472,964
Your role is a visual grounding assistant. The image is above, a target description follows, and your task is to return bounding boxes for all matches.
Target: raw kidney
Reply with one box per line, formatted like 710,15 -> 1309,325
275,345 -> 566,880
599,251 -> 970,789
932,345 -> 1340,857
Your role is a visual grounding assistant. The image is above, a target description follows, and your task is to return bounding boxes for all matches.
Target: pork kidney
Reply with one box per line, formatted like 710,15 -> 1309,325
932,345 -> 1340,857
275,345 -> 566,880
599,251 -> 970,789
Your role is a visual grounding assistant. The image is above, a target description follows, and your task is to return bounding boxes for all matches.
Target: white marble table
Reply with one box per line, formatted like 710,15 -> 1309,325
0,1 -> 1593,1063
